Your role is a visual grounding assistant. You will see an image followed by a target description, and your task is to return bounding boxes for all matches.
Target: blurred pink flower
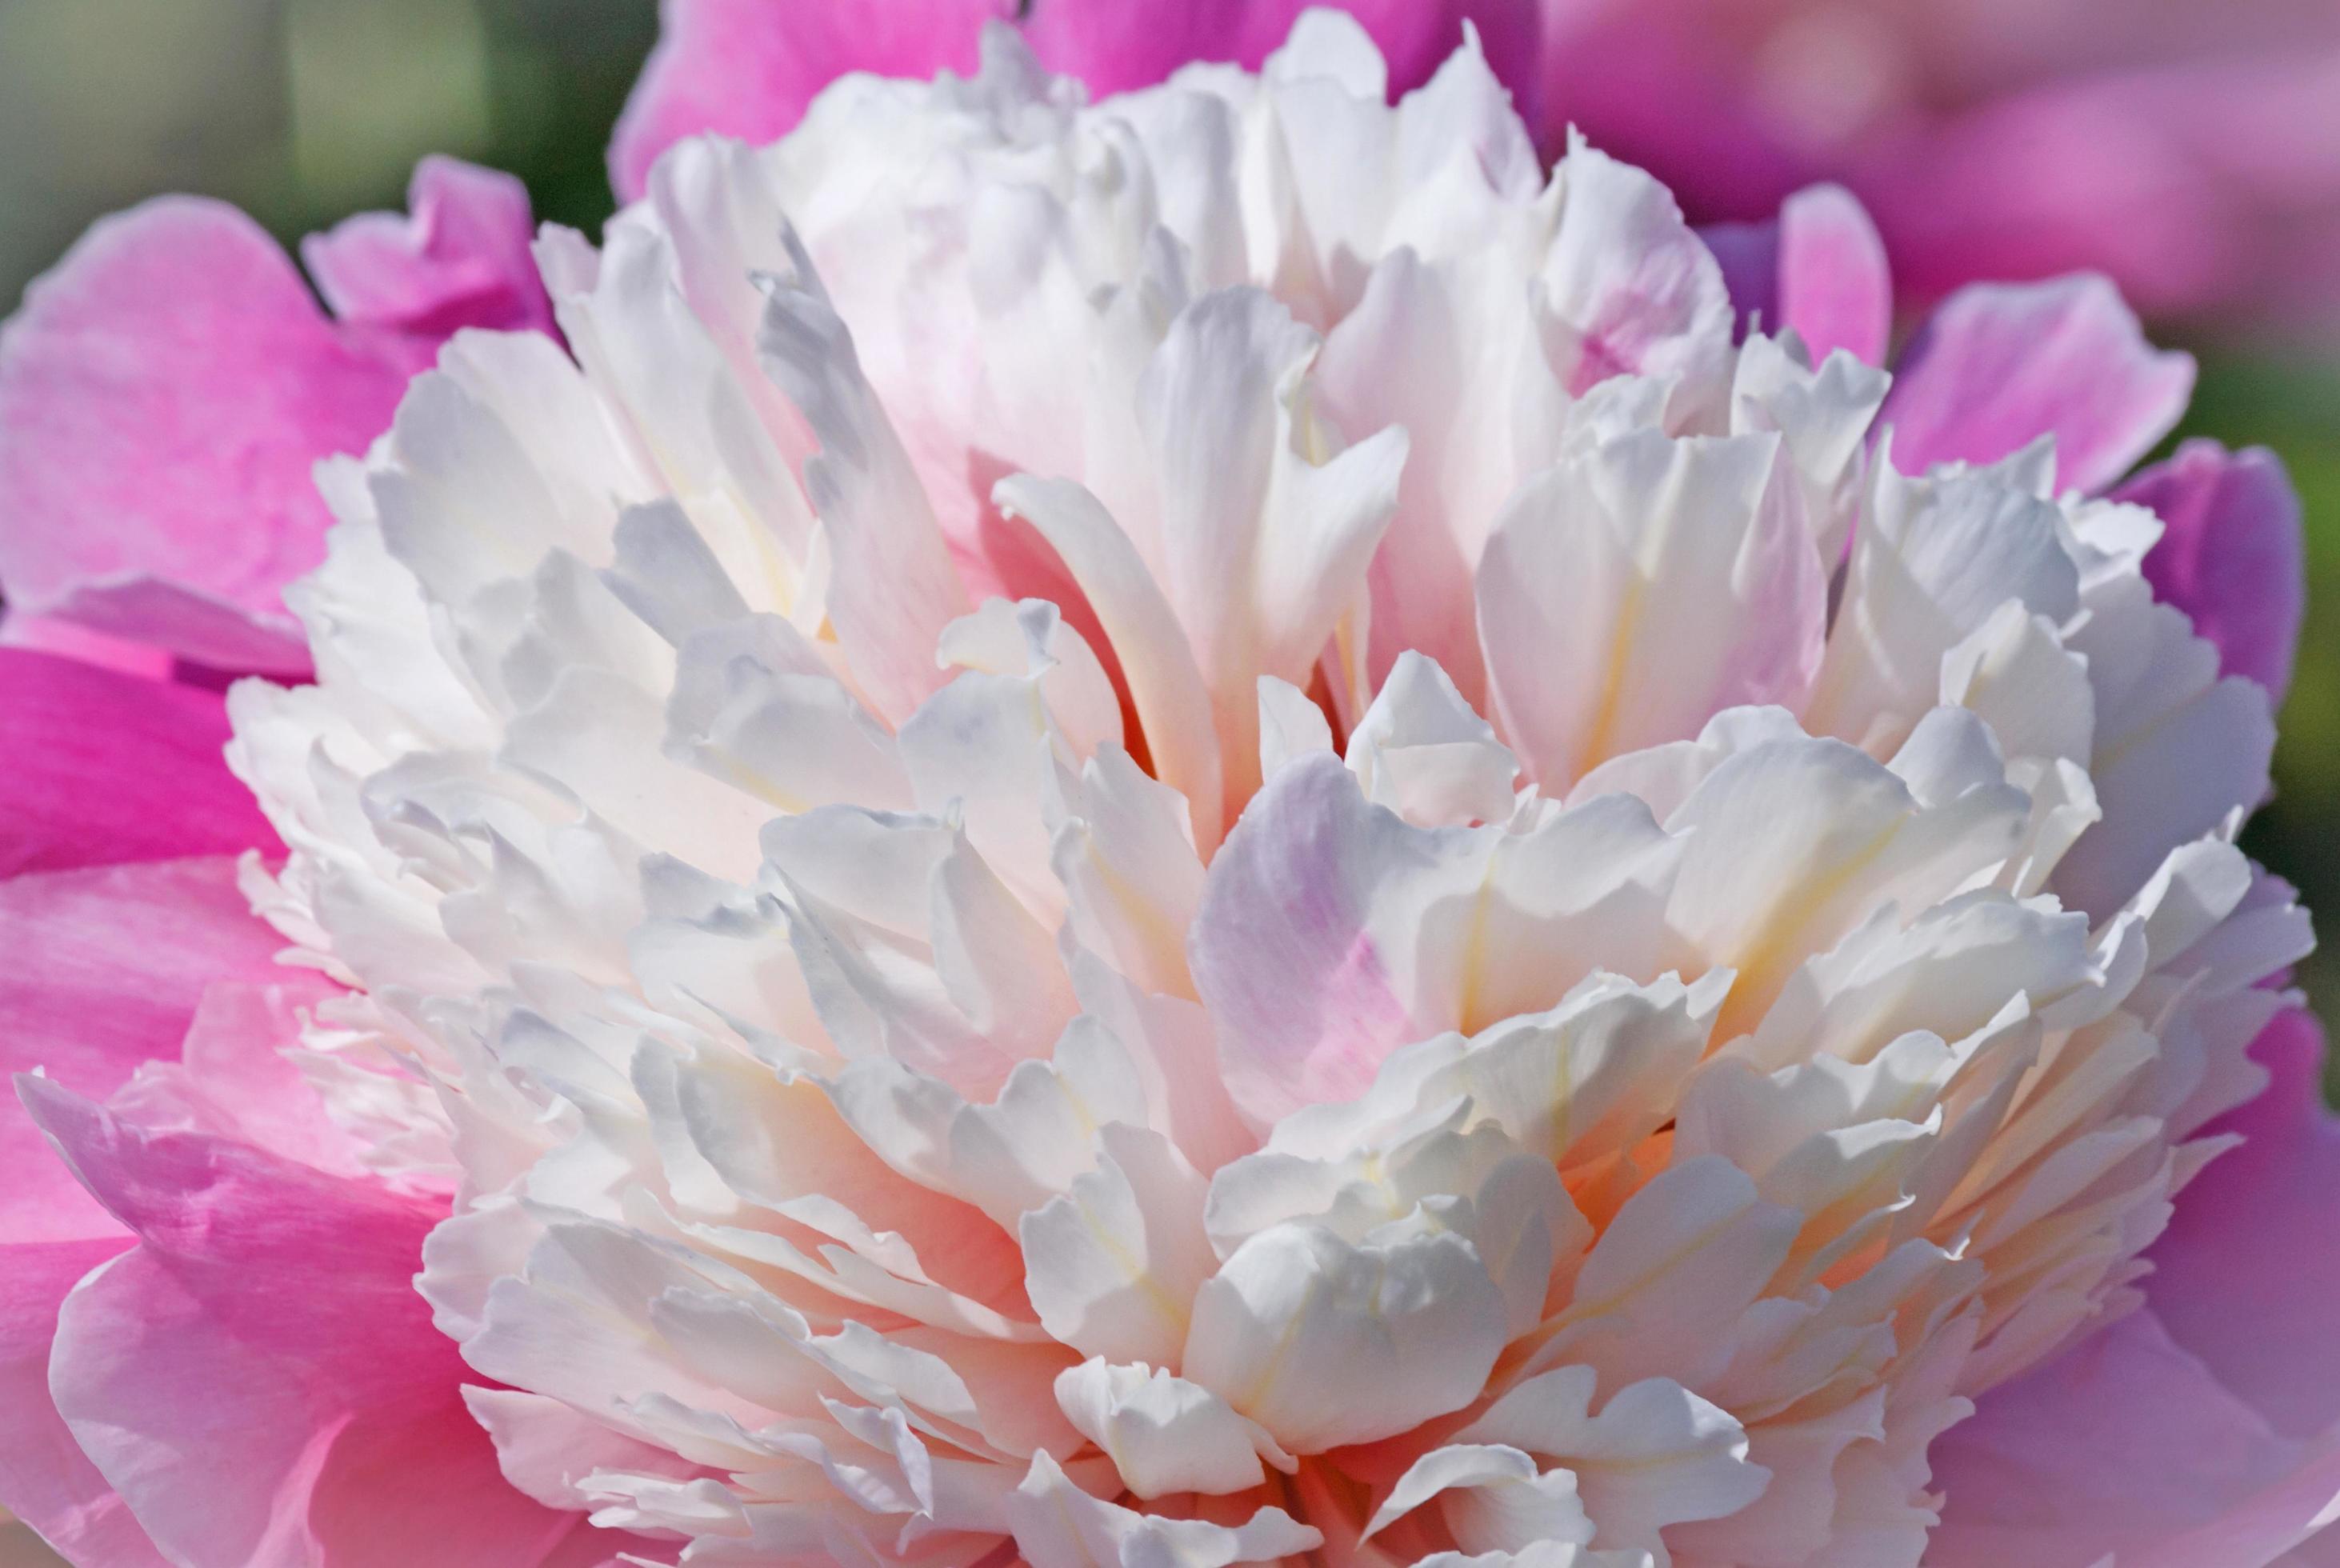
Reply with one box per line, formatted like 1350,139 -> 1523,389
1536,0 -> 2340,330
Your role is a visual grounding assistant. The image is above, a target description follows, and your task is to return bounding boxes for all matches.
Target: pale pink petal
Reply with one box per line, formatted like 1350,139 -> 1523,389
610,0 -> 1540,201
1190,752 -> 1484,1125
23,1082 -> 603,1568
1704,183 -> 1892,365
0,1237 -> 162,1568
302,158 -> 553,339
2150,1011 -> 2340,1444
106,982 -> 360,1179
1930,1308 -> 2340,1567
0,650 -> 278,879
0,861 -> 293,1562
1879,274 -> 2195,494
1773,184 -> 1892,366
0,858 -> 290,1244
2114,440 -> 2306,702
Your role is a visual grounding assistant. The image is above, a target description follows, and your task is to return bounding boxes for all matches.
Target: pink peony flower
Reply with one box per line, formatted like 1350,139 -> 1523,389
613,0 -> 2340,332
0,13 -> 2329,1568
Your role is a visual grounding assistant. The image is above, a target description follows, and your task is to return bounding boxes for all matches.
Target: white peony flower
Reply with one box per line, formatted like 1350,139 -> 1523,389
221,13 -> 2299,1566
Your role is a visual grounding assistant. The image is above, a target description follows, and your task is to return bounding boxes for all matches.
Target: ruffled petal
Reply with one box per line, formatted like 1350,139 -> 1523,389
301,157 -> 552,339
610,0 -> 1009,203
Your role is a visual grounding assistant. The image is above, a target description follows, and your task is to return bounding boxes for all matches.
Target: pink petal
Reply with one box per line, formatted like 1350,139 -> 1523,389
0,858 -> 290,1245
609,0 -> 1540,202
0,163 -> 548,671
0,1236 -> 162,1568
2114,440 -> 2306,702
2150,1011 -> 2340,1444
23,1082 -> 598,1568
1774,183 -> 1891,366
1930,1307 -> 2340,1567
1534,7 -> 2340,330
1879,274 -> 2195,494
1704,183 -> 1892,365
0,614 -> 174,681
0,650 -> 278,879
106,981 -> 361,1181
0,861 -> 299,1561
1189,752 -> 1452,1125
0,201 -> 398,670
302,158 -> 553,340
610,0 -> 1002,202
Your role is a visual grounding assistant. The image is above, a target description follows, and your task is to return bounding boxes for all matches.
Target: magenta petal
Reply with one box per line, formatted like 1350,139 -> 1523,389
610,0 -> 1004,202
1880,274 -> 2196,494
0,650 -> 279,878
2114,440 -> 2307,702
302,157 -> 553,340
0,200 -> 411,670
24,1083 -> 592,1568
1930,1307 -> 2340,1567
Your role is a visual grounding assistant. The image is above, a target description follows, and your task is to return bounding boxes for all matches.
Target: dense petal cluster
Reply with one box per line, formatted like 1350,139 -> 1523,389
128,17 -> 2317,1566
0,13 -> 2331,1568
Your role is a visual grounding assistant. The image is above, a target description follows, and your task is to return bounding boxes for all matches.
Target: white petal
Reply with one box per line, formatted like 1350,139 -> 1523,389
1183,1221 -> 1507,1451
1006,1450 -> 1321,1568
1054,1358 -> 1296,1498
